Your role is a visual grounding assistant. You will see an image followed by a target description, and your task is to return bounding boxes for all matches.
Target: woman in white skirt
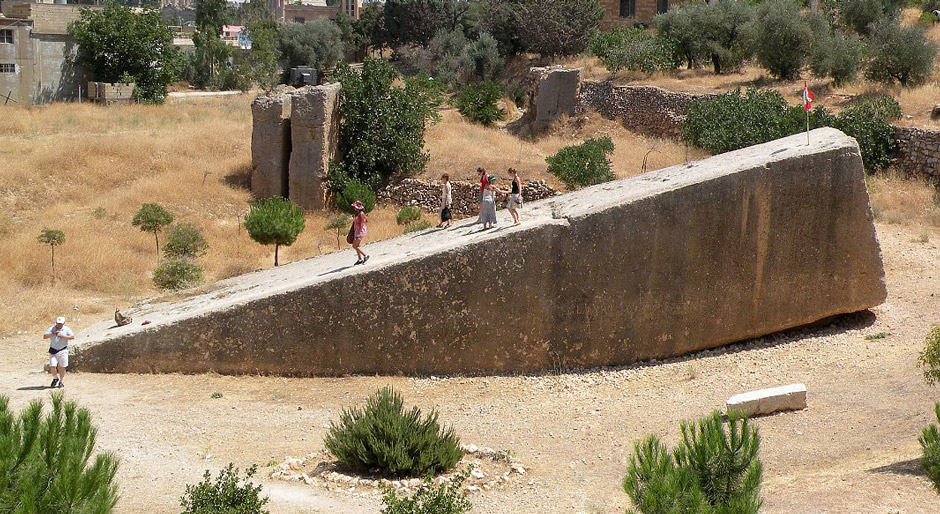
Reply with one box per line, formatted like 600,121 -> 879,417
480,176 -> 498,229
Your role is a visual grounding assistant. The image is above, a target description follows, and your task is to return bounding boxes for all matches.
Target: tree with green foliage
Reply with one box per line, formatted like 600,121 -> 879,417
0,393 -> 119,514
240,0 -> 280,91
460,32 -> 504,81
623,410 -> 762,514
132,203 -> 174,255
748,0 -> 815,80
180,464 -> 269,514
918,326 -> 940,386
655,4 -> 705,70
277,20 -> 345,73
509,0 -> 603,57
191,0 -> 231,89
921,403 -> 940,494
243,197 -> 306,266
37,229 -> 65,282
381,0 -> 463,47
839,0 -> 903,35
336,180 -> 377,214
324,386 -> 463,478
381,469 -> 472,514
591,26 -> 674,74
697,0 -> 753,74
152,257 -> 204,291
810,30 -> 864,86
163,222 -> 209,259
546,137 -> 615,189
454,80 -> 506,126
335,2 -> 383,56
470,0 -> 524,57
865,20 -> 938,87
329,59 -> 443,192
69,2 -> 182,103
324,215 -> 351,249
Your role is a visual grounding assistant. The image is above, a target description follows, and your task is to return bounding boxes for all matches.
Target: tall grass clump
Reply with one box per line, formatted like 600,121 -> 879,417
324,386 -> 463,478
0,393 -> 119,514
623,410 -> 762,514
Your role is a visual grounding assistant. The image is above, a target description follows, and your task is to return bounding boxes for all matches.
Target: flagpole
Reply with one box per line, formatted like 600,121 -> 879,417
806,107 -> 810,146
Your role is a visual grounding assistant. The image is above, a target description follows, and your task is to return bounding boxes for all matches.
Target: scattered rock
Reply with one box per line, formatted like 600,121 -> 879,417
726,383 -> 807,416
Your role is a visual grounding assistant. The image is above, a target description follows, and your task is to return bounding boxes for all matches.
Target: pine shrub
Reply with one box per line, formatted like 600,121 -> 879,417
381,468 -> 472,514
324,215 -> 350,249
545,137 -> 615,189
0,393 -> 119,514
454,81 -> 506,127
324,386 -> 463,478
243,196 -> 306,266
404,220 -> 433,234
623,411 -> 762,514
921,403 -> 940,494
396,206 -> 423,226
164,222 -> 209,259
918,326 -> 940,386
337,180 -> 377,215
180,463 -> 269,514
153,257 -> 204,291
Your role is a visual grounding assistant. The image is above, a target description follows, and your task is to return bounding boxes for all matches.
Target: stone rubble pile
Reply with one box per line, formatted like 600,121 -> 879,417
378,178 -> 558,217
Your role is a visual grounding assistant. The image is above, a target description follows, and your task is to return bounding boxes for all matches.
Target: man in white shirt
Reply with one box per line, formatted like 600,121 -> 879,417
43,316 -> 74,388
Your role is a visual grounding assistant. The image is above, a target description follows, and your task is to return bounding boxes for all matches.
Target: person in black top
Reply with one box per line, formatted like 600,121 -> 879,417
506,168 -> 523,225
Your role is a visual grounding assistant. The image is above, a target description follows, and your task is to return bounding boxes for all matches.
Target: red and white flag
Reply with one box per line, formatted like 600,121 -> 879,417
803,81 -> 815,112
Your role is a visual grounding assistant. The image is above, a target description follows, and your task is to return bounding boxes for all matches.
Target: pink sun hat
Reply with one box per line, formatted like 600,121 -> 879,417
351,201 -> 364,211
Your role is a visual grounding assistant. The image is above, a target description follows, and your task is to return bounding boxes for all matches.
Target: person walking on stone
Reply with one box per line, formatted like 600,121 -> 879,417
439,173 -> 452,228
480,175 -> 498,229
506,168 -> 523,226
476,167 -> 488,224
350,201 -> 369,265
43,316 -> 74,388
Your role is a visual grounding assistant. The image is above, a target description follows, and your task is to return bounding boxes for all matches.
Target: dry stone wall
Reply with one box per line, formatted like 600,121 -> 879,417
377,178 -> 558,216
893,126 -> 940,185
73,128 -> 886,376
578,81 -> 712,139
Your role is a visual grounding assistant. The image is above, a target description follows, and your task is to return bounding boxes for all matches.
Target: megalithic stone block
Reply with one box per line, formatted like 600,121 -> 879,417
250,94 -> 291,199
71,128 -> 887,377
288,83 -> 341,210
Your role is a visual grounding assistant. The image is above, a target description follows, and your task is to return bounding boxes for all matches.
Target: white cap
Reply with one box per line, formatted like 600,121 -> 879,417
55,316 -> 65,324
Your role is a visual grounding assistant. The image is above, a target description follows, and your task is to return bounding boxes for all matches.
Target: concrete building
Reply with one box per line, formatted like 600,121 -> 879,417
269,0 -> 360,23
600,0 -> 682,27
0,0 -> 99,104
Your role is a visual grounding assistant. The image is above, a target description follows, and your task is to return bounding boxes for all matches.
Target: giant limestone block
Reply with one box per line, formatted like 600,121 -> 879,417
288,83 -> 341,210
250,94 -> 292,199
72,128 -> 887,376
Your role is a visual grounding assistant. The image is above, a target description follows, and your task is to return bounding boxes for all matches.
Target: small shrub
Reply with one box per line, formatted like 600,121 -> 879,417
0,393 -> 119,514
243,196 -> 306,266
336,180 -> 377,215
921,403 -> 940,494
396,206 -> 422,225
591,26 -> 674,73
866,20 -> 937,87
180,463 -> 269,514
459,32 -> 505,82
545,137 -> 615,189
324,215 -> 350,249
454,80 -> 506,126
132,203 -> 174,254
153,257 -> 203,291
864,331 -> 888,340
404,220 -> 433,233
381,468 -> 472,514
163,222 -> 209,259
37,228 -> 65,280
683,88 -> 796,155
919,326 -> 940,386
623,410 -> 762,514
810,31 -> 864,86
324,386 -> 463,478
92,206 -> 108,219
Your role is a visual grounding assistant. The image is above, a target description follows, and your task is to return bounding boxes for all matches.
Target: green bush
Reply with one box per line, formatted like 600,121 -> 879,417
381,469 -> 472,514
153,257 -> 204,291
459,32 -> 505,82
277,19 -> 344,73
454,80 -> 506,126
180,463 -> 269,514
921,403 -> 940,494
508,0 -> 603,57
865,20 -> 938,87
0,393 -> 119,514
591,27 -> 674,74
654,4 -> 705,69
396,206 -> 423,225
810,31 -> 864,86
695,0 -> 754,74
243,196 -> 306,266
324,215 -> 350,249
825,96 -> 899,172
545,137 -> 615,190
324,386 -> 463,478
337,180 -> 377,215
749,0 -> 814,80
918,326 -> 940,386
404,220 -> 433,233
163,222 -> 209,259
840,0 -> 902,35
623,411 -> 762,514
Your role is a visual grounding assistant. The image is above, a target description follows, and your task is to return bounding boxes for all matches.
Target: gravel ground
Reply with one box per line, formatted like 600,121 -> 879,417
0,222 -> 937,514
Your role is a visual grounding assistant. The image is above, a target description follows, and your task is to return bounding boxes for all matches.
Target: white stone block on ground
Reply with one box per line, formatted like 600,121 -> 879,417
726,383 -> 807,417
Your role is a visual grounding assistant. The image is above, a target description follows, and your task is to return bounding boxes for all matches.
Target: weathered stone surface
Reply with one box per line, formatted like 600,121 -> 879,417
727,383 -> 808,416
523,67 -> 581,132
72,128 -> 886,376
288,83 -> 341,210
377,178 -> 558,217
251,94 -> 292,199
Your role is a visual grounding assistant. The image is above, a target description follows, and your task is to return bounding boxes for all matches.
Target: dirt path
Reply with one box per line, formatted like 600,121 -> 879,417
1,222 -> 938,514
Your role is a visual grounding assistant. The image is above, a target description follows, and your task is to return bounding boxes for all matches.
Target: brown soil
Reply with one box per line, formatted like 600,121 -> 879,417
1,221 -> 938,514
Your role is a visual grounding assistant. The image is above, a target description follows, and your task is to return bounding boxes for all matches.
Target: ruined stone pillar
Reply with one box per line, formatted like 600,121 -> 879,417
288,83 -> 342,210
250,94 -> 291,199
524,66 -> 582,132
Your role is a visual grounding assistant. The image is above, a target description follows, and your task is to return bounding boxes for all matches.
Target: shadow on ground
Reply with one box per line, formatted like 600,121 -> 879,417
868,458 -> 925,477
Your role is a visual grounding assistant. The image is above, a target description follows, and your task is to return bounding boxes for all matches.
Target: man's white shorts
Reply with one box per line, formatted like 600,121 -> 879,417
49,349 -> 68,368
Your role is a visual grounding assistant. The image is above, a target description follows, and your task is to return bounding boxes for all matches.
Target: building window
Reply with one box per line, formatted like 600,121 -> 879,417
619,0 -> 635,17
0,29 -> 13,44
0,64 -> 15,73
657,0 -> 668,14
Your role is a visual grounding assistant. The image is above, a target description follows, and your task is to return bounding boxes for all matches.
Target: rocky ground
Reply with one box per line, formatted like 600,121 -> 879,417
0,222 -> 937,514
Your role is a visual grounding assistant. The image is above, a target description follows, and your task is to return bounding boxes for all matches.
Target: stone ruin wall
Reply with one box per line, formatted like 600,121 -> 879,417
893,126 -> 940,185
377,178 -> 558,217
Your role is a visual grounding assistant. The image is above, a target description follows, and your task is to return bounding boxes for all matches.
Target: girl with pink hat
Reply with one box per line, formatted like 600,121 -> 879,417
349,201 -> 369,265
